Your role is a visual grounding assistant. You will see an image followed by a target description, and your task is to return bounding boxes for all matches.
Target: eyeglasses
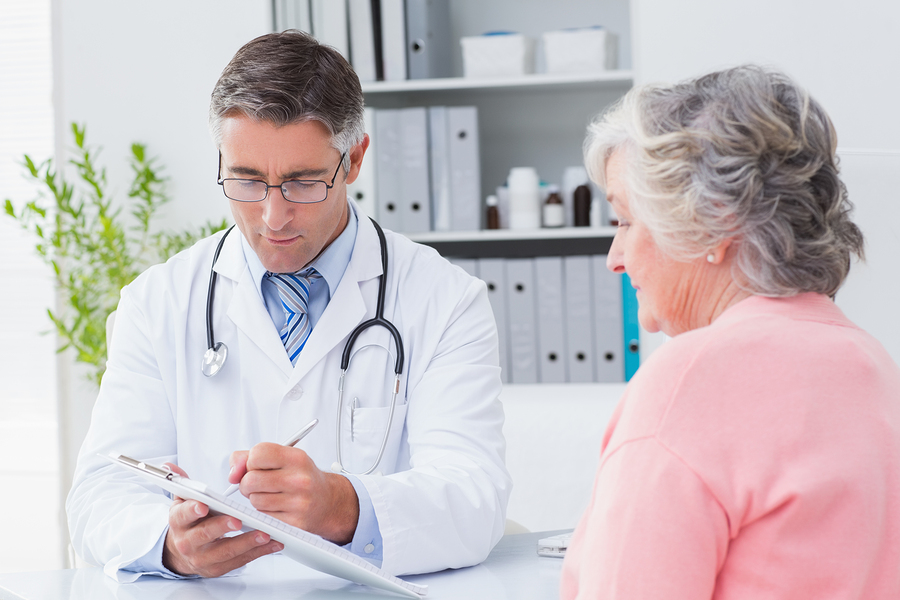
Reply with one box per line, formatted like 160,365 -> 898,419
217,152 -> 346,204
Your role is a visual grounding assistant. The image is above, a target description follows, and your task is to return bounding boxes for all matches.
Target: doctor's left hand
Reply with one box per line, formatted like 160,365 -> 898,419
229,443 -> 361,545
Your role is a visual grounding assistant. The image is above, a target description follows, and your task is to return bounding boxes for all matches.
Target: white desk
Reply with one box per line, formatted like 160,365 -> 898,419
0,531 -> 567,600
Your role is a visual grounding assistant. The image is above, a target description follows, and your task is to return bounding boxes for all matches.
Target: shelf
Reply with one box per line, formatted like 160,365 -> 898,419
407,227 -> 616,259
362,71 -> 634,95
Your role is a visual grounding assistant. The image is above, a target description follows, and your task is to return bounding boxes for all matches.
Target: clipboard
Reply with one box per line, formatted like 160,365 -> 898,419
105,454 -> 428,598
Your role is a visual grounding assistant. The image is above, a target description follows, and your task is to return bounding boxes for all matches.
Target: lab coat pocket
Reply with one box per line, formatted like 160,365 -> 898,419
342,402 -> 408,474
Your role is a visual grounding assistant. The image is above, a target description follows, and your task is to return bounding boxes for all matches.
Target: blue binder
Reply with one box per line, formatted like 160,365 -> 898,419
621,273 -> 640,381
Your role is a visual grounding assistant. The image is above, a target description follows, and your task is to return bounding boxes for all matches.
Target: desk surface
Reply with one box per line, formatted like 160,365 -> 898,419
0,531 -> 566,600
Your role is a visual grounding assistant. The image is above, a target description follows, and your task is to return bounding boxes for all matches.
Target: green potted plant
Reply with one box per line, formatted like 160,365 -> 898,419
4,123 -> 227,386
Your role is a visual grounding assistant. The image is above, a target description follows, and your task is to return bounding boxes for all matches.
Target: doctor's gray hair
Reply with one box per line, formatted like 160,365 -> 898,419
585,65 -> 864,297
209,30 -> 365,174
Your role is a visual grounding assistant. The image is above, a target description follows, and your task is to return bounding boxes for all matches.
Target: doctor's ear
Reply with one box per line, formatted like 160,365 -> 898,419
344,135 -> 370,186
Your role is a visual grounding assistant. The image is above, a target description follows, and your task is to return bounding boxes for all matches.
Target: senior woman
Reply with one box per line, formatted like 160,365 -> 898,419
561,65 -> 900,599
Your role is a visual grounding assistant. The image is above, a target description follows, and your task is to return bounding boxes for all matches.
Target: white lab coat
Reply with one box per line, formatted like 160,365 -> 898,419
66,211 -> 511,578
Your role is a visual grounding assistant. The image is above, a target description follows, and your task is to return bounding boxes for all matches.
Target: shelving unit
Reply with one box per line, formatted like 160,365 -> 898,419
358,0 -> 636,393
408,226 -> 616,258
362,70 -> 634,94
363,73 -> 633,204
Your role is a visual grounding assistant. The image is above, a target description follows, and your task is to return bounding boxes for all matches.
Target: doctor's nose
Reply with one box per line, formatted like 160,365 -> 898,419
261,187 -> 295,231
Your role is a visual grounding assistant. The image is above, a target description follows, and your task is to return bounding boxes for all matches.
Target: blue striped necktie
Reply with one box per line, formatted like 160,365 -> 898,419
266,268 -> 321,365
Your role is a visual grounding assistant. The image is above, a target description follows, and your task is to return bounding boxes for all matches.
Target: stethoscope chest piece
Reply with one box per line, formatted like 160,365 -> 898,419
201,341 -> 228,377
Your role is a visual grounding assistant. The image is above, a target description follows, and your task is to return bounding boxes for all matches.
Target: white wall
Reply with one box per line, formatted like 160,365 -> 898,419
54,0 -> 272,232
632,0 -> 900,363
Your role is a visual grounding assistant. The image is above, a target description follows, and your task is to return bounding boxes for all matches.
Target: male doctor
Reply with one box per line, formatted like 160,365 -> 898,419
66,30 -> 511,580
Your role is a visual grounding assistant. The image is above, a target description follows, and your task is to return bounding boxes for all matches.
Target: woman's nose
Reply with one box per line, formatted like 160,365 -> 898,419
607,232 -> 626,274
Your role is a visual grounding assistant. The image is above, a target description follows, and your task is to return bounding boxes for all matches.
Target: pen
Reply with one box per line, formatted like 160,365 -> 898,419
223,418 -> 319,497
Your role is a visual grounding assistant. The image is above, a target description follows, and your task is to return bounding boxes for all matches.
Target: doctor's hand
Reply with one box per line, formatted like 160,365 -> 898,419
229,443 -> 360,545
161,463 -> 284,578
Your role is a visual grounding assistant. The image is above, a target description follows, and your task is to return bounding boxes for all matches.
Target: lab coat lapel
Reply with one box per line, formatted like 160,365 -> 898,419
215,230 -> 294,376
287,215 -> 384,386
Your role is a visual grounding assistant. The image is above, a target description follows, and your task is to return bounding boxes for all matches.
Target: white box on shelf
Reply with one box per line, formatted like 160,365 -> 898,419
542,27 -> 618,74
460,33 -> 535,78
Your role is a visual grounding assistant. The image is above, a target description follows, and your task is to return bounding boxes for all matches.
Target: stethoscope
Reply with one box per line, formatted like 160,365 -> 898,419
200,219 -> 404,476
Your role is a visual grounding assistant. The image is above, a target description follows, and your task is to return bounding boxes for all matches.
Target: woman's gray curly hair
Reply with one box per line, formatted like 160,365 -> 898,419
585,64 -> 864,297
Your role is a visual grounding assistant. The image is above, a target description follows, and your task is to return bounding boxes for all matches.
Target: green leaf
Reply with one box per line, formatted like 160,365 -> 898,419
4,199 -> 14,217
72,122 -> 85,148
24,155 -> 39,177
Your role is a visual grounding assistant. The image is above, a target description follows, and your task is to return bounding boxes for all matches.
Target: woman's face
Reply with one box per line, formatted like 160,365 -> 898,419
604,150 -> 711,336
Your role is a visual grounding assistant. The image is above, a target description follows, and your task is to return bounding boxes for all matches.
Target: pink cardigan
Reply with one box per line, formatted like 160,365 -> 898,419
561,293 -> 900,599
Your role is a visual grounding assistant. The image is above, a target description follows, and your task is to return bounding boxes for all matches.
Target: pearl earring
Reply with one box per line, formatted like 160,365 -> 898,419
707,254 -> 716,263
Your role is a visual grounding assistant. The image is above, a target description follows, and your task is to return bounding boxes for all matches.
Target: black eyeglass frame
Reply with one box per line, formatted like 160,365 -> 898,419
216,151 -> 346,204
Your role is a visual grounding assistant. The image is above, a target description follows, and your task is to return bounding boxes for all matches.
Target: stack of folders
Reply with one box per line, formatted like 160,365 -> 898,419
348,105 -> 482,234
275,0 -> 453,82
448,256 -> 641,384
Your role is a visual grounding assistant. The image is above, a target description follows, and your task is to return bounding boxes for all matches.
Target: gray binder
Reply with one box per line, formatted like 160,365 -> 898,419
428,106 -> 451,231
405,0 -> 453,79
399,107 -> 432,233
564,256 -> 595,382
373,108 -> 403,231
311,0 -> 348,59
380,0 -> 407,81
534,256 -> 567,383
348,0 -> 377,82
505,258 -> 539,384
447,106 -> 481,232
478,258 -> 510,384
274,0 -> 312,33
591,255 -> 624,382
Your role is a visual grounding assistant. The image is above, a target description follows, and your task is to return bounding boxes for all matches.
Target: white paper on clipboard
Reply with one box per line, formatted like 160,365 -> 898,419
104,453 -> 428,598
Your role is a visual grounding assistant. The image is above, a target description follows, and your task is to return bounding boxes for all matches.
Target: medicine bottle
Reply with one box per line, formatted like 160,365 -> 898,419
573,185 -> 591,227
542,190 -> 565,228
507,167 -> 541,229
485,195 -> 500,229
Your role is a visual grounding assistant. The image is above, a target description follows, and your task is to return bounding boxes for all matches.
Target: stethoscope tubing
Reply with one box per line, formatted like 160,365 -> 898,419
202,218 -> 404,475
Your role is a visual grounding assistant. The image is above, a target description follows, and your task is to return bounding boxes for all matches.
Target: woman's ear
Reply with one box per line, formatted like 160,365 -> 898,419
706,238 -> 734,265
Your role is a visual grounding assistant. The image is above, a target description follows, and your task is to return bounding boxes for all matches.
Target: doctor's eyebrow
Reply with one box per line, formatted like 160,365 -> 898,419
225,164 -> 331,180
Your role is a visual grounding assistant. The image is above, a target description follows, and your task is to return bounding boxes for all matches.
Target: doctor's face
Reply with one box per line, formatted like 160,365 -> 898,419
218,115 -> 367,273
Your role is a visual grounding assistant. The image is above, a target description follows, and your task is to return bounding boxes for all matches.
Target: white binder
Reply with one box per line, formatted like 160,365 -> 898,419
373,108 -> 403,231
505,258 -> 538,384
534,256 -> 567,383
564,256 -> 595,382
427,106 -> 451,231
105,454 -> 427,599
591,255 -> 624,382
347,107 -> 378,220
274,0 -> 312,33
311,0 -> 348,59
399,107 -> 432,232
348,0 -> 377,82
380,0 -> 407,81
447,106 -> 481,232
477,258 -> 510,384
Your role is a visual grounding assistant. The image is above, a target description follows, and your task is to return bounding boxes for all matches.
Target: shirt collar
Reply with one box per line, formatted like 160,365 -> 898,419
241,197 -> 359,301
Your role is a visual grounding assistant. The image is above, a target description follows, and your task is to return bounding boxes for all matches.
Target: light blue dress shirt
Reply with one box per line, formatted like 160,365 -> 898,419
240,200 -> 384,566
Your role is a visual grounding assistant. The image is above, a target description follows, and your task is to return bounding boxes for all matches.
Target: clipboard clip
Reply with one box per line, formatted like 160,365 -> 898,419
108,453 -> 176,481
